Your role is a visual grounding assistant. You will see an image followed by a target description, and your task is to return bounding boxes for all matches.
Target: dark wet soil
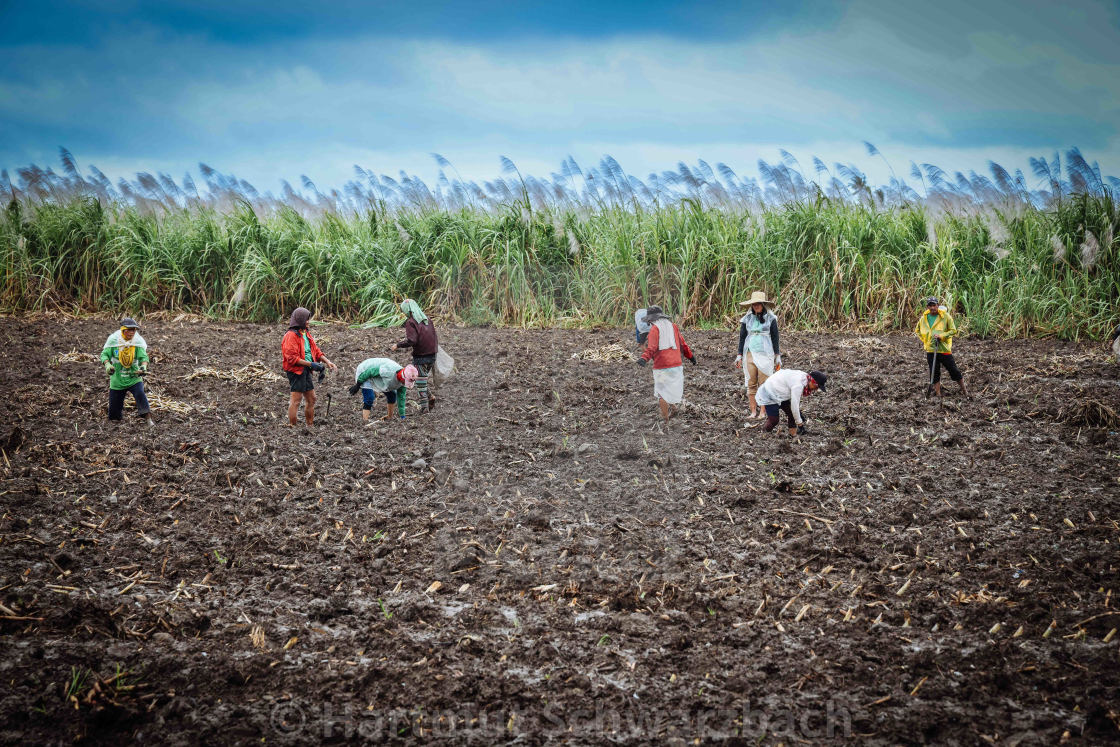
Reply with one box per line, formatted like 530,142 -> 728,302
1,317 -> 1118,744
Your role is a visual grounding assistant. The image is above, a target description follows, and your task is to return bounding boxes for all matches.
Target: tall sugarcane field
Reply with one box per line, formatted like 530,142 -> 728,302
1,150 -> 1118,743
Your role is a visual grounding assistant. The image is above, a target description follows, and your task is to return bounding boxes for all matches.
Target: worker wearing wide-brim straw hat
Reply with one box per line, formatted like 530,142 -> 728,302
735,291 -> 782,420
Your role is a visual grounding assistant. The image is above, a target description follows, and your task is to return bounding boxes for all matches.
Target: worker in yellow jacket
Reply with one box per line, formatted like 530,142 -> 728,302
914,297 -> 967,398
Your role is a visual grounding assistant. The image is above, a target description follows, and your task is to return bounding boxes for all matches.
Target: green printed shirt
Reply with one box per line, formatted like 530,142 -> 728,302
355,357 -> 407,417
100,344 -> 149,390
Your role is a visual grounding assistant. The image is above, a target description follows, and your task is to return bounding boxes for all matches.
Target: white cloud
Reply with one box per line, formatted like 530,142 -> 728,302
2,0 -> 1119,190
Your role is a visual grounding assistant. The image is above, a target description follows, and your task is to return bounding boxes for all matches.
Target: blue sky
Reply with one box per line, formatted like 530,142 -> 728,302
2,0 -> 1118,191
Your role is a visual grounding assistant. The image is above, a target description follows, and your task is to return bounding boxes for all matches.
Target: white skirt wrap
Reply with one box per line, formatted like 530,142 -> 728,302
652,365 -> 685,405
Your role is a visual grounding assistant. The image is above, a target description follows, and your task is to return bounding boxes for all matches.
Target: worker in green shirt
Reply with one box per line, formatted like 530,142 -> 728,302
100,317 -> 152,423
348,358 -> 418,421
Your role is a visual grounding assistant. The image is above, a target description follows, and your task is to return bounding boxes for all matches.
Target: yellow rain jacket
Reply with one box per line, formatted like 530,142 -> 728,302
914,307 -> 957,354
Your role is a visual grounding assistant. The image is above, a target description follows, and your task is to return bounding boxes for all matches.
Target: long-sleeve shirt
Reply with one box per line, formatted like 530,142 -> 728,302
355,358 -> 407,416
281,329 -> 324,373
738,314 -> 780,356
754,369 -> 811,425
640,323 -> 693,370
395,318 -> 438,358
100,340 -> 149,390
914,309 -> 957,354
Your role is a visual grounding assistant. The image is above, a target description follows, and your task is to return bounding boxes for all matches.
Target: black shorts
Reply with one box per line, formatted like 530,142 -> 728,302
287,368 -> 314,392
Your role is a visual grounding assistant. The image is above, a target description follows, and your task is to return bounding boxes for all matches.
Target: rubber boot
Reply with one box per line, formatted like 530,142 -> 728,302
933,382 -> 942,397
958,380 -> 968,398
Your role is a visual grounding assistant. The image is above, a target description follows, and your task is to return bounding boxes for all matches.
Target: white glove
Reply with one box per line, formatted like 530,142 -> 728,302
734,354 -> 742,363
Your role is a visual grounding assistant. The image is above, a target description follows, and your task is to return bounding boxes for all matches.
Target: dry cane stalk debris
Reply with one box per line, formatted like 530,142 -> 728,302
570,343 -> 636,362
146,392 -> 205,415
53,350 -> 99,364
185,361 -> 284,384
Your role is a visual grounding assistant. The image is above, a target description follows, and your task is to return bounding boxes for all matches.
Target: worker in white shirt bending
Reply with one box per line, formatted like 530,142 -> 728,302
754,369 -> 828,436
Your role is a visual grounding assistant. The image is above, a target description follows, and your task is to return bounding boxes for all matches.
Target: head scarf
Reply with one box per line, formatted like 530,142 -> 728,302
400,299 -> 429,324
400,364 -> 419,388
289,307 -> 311,329
119,337 -> 136,367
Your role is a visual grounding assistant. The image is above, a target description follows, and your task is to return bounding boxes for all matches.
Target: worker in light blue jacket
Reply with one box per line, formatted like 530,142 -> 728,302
634,307 -> 652,345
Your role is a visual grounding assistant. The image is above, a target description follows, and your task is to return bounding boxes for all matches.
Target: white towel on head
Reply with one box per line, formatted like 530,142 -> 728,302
653,319 -> 677,350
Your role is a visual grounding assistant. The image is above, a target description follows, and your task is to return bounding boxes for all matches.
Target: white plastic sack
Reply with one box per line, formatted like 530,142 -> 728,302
435,345 -> 456,380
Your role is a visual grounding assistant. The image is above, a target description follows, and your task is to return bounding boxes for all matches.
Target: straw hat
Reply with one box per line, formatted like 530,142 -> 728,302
739,291 -> 773,308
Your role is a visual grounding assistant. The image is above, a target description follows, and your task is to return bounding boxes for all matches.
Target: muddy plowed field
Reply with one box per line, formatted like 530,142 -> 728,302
1,318 -> 1118,744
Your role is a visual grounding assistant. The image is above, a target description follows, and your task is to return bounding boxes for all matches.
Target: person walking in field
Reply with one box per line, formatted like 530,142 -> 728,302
281,307 -> 337,426
101,317 -> 152,424
348,358 -> 418,421
634,307 -> 652,345
735,291 -> 781,419
636,306 -> 697,424
389,299 -> 438,412
755,368 -> 827,436
914,297 -> 967,398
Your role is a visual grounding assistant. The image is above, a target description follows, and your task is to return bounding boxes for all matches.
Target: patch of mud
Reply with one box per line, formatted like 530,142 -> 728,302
0,319 -> 1118,744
